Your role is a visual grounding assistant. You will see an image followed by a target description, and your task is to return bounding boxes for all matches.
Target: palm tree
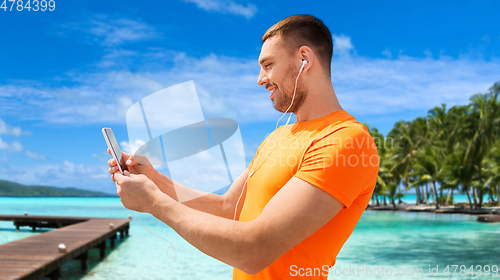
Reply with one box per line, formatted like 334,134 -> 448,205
439,180 -> 459,206
441,141 -> 477,210
388,118 -> 428,205
382,179 -> 405,208
365,124 -> 389,206
411,147 -> 442,209
461,89 -> 500,208
482,130 -> 500,205
426,104 -> 452,205
366,81 -> 500,210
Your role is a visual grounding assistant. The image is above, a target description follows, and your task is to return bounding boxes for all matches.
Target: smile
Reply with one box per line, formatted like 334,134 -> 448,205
270,88 -> 277,99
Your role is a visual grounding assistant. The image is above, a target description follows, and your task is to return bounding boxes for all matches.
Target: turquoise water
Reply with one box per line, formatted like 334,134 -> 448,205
1,197 -> 499,279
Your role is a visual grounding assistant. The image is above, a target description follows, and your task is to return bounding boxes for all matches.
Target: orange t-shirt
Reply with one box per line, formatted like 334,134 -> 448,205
233,110 -> 379,280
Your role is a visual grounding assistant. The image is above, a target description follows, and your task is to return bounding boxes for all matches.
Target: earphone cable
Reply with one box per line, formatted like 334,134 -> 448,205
233,62 -> 305,220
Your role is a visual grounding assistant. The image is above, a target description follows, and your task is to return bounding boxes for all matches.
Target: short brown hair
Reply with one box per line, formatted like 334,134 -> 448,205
262,15 -> 333,76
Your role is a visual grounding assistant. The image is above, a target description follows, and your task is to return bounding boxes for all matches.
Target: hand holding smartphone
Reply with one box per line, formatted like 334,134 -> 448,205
102,128 -> 129,174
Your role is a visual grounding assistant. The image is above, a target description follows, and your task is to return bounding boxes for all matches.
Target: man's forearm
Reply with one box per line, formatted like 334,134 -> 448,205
152,171 -> 230,218
150,193 -> 263,274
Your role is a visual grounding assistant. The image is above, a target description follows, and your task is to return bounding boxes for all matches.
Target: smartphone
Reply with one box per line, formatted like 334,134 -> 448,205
102,128 -> 128,174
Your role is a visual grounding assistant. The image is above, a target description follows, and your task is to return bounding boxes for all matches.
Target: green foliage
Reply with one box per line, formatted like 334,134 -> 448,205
370,81 -> 500,209
0,179 -> 117,197
437,195 -> 454,205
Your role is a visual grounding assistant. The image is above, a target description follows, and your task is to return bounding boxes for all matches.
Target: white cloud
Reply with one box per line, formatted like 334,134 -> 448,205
0,137 -> 22,151
382,49 -> 392,60
2,32 -> 498,194
96,49 -> 138,68
331,55 -> 500,116
0,37 -> 499,131
9,141 -> 23,152
120,139 -> 146,155
0,118 -> 28,136
0,137 -> 9,150
0,161 -> 114,194
0,166 -> 25,177
0,52 -> 269,125
0,119 -> 25,152
333,34 -> 355,57
184,0 -> 257,19
61,15 -> 159,46
26,150 -> 47,160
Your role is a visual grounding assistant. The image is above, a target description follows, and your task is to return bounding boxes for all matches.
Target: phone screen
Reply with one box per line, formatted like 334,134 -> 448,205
102,128 -> 129,174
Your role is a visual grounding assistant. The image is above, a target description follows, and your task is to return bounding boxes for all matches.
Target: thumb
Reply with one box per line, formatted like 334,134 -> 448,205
131,154 -> 151,166
114,170 -> 130,182
113,171 -> 124,184
125,154 -> 136,166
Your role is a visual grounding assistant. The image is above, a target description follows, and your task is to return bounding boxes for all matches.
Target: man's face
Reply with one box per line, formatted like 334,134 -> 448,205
257,36 -> 307,113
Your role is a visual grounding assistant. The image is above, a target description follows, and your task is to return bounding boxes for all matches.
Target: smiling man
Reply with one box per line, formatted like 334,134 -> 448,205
109,14 -> 379,279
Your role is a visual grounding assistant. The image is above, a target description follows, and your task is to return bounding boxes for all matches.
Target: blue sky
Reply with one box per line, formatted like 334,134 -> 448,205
1,0 -> 499,193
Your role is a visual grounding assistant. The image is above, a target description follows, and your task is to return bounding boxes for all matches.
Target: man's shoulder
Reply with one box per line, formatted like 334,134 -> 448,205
309,115 -> 379,160
318,115 -> 371,142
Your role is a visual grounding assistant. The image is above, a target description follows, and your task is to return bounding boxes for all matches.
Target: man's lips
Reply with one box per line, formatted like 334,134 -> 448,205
268,86 -> 277,99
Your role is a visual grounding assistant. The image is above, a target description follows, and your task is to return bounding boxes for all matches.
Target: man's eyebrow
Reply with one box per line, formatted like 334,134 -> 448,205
259,57 -> 271,65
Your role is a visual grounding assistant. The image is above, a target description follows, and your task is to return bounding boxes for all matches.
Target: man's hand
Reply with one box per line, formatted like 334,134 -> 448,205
147,176 -> 344,274
107,148 -> 157,181
113,170 -> 173,213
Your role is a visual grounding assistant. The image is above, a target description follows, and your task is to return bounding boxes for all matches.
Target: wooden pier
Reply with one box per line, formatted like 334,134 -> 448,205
0,215 -> 131,280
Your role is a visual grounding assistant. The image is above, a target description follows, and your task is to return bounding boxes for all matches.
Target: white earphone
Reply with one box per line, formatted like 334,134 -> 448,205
300,59 -> 308,73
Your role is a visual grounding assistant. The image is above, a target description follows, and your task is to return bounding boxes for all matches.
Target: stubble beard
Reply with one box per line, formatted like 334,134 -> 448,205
271,64 -> 307,113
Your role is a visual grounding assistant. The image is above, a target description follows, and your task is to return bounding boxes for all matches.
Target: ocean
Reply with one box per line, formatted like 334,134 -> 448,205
1,197 -> 499,279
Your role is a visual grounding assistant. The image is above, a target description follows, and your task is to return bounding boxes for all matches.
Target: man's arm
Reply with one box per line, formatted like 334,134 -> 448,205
108,150 -> 249,219
140,176 -> 344,274
152,168 -> 249,219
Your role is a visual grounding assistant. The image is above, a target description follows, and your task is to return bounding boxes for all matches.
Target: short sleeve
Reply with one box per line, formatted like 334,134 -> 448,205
294,125 -> 380,208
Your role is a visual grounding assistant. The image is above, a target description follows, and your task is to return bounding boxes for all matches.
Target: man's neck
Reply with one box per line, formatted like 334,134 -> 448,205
295,81 -> 343,122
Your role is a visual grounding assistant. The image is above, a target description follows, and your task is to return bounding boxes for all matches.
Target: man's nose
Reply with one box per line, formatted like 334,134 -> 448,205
257,68 -> 269,86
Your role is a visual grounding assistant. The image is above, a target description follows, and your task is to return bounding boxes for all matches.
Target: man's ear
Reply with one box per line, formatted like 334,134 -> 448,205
298,46 -> 314,73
